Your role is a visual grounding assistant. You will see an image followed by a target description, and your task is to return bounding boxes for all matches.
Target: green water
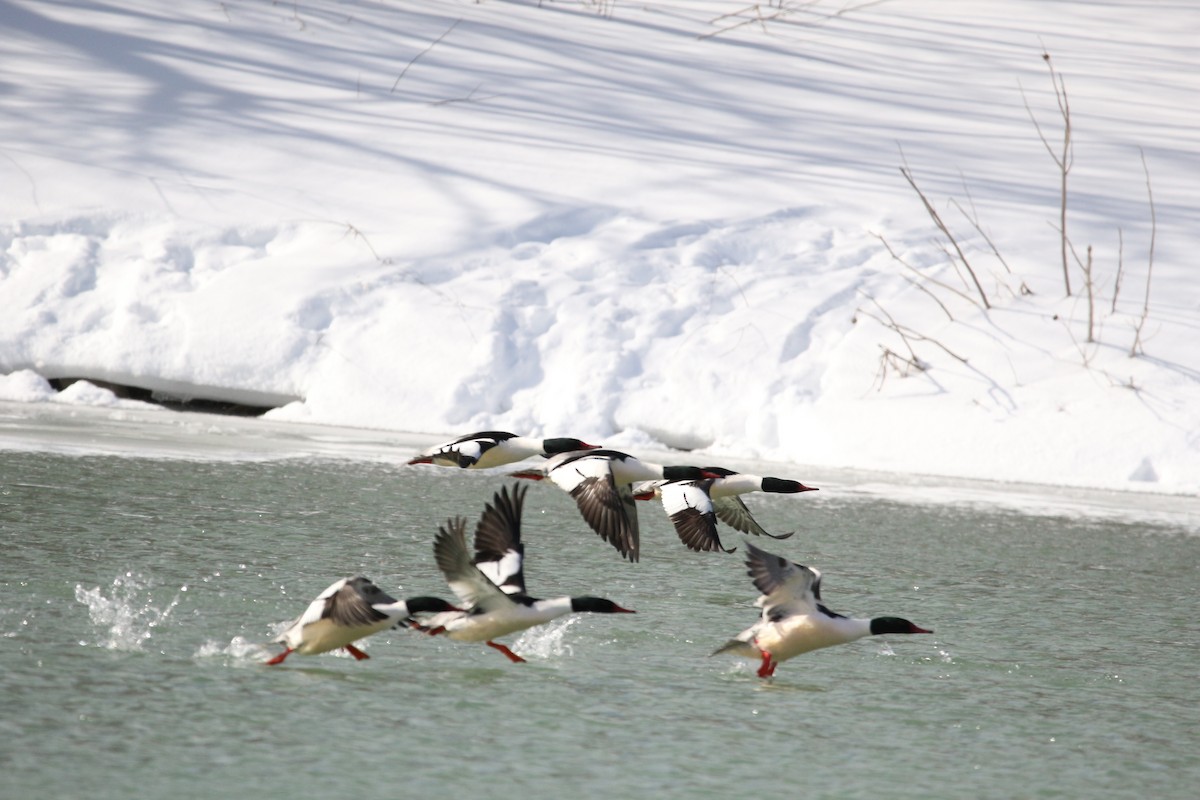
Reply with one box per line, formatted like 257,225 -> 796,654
2,441 -> 1198,799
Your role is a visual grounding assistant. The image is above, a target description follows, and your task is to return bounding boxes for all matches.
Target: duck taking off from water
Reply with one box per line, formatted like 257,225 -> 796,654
634,466 -> 817,553
406,431 -> 598,470
267,576 -> 458,665
422,483 -> 635,663
510,449 -> 719,562
713,542 -> 931,678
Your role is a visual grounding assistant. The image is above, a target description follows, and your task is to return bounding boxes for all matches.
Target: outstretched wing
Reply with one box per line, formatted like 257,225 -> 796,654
713,496 -> 794,540
278,577 -> 347,637
325,576 -> 394,628
743,542 -> 821,619
549,454 -> 640,562
411,431 -> 517,468
472,484 -> 527,595
433,432 -> 502,468
660,481 -> 734,553
434,517 -> 514,612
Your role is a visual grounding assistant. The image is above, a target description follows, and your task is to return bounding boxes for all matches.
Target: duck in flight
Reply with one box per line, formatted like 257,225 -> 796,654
510,449 -> 719,562
406,430 -> 598,470
713,542 -> 931,678
634,466 -> 816,553
422,483 -> 635,663
266,576 -> 458,665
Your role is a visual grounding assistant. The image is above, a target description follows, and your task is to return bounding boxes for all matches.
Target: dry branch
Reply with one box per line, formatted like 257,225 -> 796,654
1130,148 -> 1157,356
1021,49 -> 1074,296
898,163 -> 991,309
392,19 -> 461,92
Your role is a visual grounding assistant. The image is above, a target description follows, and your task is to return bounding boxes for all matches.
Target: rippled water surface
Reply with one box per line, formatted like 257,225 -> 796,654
2,409 -> 1198,799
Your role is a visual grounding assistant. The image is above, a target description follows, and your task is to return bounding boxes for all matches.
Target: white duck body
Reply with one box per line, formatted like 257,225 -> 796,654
715,542 -> 930,677
269,577 -> 454,664
722,607 -> 873,662
428,484 -> 634,662
436,597 -> 575,643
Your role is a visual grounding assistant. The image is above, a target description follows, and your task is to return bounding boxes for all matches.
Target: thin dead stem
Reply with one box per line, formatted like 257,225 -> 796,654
392,19 -> 461,92
699,0 -> 891,41
871,231 -> 982,310
898,160 -> 991,309
343,223 -> 392,265
1111,227 -> 1124,313
1020,49 -> 1073,295
1131,147 -> 1157,356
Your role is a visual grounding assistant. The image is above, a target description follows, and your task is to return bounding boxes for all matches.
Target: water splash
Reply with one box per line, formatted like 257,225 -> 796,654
74,571 -> 185,651
511,617 -> 579,660
195,635 -> 274,665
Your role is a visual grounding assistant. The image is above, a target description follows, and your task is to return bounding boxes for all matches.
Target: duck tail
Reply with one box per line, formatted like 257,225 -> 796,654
711,638 -> 758,659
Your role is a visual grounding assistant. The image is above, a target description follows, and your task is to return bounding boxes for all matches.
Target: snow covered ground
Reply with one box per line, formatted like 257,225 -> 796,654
1,0 -> 1197,495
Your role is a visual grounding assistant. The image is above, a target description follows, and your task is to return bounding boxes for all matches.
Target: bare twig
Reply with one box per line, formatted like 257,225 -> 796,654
858,292 -> 968,364
343,223 -> 392,265
871,231 -> 982,310
1131,147 -> 1157,356
1020,49 -> 1073,295
872,345 -> 924,390
700,4 -> 787,40
1081,244 -> 1095,343
698,0 -> 889,41
0,147 -> 41,212
1111,227 -> 1124,313
953,173 -> 1013,276
430,83 -> 496,106
900,275 -> 955,322
1058,314 -> 1094,368
392,19 -> 461,92
898,161 -> 991,309
858,297 -> 919,362
950,197 -> 1013,276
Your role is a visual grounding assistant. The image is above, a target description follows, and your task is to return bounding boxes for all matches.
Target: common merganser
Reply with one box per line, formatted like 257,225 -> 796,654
422,483 -> 635,663
635,467 -> 817,553
406,430 -> 598,469
266,576 -> 458,665
713,542 -> 931,677
510,449 -> 719,562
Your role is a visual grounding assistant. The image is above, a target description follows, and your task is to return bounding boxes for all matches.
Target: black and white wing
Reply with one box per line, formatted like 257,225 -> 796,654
743,542 -> 821,619
472,484 -> 527,596
324,576 -> 396,628
418,431 -> 514,468
434,517 -> 515,613
659,480 -> 735,554
712,496 -> 794,540
548,453 -> 640,562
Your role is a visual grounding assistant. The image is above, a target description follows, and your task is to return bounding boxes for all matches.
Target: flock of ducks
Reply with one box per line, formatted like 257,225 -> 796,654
268,431 -> 932,678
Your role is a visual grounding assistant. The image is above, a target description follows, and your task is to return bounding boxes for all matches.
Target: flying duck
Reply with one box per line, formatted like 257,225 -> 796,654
406,430 -> 598,469
713,542 -> 931,677
266,576 -> 458,665
635,467 -> 817,553
510,449 -> 719,561
422,483 -> 635,663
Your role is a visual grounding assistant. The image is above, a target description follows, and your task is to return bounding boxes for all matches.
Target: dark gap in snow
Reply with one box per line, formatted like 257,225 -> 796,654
48,378 -> 282,417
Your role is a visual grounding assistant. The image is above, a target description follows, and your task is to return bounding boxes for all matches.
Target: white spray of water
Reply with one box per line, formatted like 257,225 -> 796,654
194,635 -> 274,664
511,617 -> 579,660
74,571 -> 184,651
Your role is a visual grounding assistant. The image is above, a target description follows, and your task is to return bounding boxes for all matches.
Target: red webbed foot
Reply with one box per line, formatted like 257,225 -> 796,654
487,640 -> 526,663
265,648 -> 293,666
756,650 -> 777,678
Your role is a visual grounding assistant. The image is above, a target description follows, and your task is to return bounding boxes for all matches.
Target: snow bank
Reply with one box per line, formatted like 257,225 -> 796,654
1,1 -> 1197,494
